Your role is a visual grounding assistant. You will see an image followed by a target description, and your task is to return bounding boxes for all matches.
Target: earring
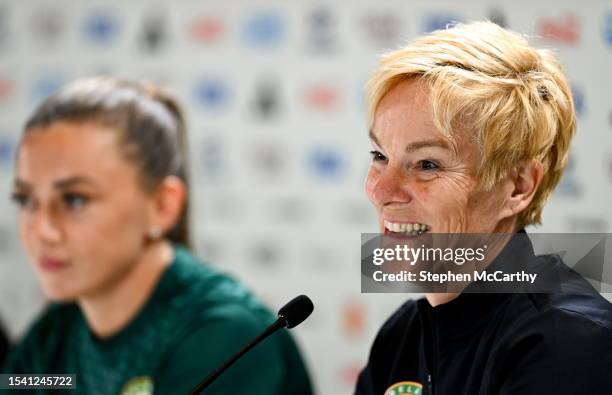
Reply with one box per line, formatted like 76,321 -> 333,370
148,226 -> 163,240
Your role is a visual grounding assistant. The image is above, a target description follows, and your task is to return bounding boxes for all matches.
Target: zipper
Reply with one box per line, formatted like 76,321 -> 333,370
427,307 -> 438,395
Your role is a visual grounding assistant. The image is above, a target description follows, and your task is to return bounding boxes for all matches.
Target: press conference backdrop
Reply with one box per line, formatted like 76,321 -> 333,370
0,0 -> 611,393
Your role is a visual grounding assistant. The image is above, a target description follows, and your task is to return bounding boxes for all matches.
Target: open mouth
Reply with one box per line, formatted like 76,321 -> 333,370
384,220 -> 430,236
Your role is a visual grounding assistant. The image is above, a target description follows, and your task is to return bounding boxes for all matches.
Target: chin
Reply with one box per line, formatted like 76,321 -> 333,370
40,284 -> 79,302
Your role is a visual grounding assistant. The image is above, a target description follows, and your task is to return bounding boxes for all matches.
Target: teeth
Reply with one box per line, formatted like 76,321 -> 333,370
384,221 -> 430,235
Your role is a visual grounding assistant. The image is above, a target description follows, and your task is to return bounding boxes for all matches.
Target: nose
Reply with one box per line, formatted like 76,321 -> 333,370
366,163 -> 413,208
30,204 -> 63,246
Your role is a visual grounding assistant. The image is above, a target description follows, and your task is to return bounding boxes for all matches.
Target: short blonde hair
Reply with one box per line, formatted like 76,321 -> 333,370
367,21 -> 576,227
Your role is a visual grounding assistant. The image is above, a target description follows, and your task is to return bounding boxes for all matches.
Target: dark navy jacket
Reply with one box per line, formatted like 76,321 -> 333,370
355,232 -> 612,395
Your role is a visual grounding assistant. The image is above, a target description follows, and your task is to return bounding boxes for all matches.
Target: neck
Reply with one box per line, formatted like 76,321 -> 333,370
78,240 -> 173,339
425,217 -> 520,307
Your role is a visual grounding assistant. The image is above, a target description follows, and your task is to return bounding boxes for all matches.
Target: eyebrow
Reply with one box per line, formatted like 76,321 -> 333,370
14,176 -> 98,190
369,130 -> 453,153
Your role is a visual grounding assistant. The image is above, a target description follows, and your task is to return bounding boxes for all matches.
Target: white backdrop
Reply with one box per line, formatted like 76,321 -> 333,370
0,0 -> 611,393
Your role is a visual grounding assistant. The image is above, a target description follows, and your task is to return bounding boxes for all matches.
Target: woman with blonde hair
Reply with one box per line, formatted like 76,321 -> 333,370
356,22 -> 612,394
2,77 -> 313,395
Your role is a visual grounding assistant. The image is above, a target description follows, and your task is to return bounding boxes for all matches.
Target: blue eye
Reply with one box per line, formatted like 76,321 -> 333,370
63,193 -> 88,209
419,160 -> 439,171
369,150 -> 387,162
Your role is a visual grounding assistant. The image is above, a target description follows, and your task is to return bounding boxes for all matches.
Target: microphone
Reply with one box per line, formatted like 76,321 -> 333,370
188,295 -> 314,395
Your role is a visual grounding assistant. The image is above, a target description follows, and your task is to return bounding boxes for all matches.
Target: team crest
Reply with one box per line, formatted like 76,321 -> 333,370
120,376 -> 154,395
384,381 -> 423,395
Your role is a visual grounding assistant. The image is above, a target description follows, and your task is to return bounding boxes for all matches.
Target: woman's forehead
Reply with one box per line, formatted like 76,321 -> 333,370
16,123 -> 135,187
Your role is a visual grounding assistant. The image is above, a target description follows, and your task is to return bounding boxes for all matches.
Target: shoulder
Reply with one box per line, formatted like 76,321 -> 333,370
500,285 -> 612,359
367,298 -> 420,357
165,245 -> 276,328
18,303 -> 79,345
3,303 -> 79,372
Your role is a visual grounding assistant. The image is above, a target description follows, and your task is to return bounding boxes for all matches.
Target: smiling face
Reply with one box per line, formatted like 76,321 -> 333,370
13,121 -> 155,301
365,79 -> 515,236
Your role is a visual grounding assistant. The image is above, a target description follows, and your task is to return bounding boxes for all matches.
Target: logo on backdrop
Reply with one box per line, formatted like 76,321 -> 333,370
603,12 -> 612,46
29,7 -> 64,46
571,84 -> 585,117
0,132 -> 15,169
0,5 -> 11,51
193,77 -> 230,112
360,11 -> 403,48
249,142 -> 286,180
83,9 -> 120,46
199,136 -> 226,182
307,145 -> 345,180
0,78 -> 13,104
31,73 -> 68,104
488,8 -> 507,28
251,77 -> 281,120
537,13 -> 580,45
422,13 -> 462,33
303,83 -> 341,112
188,14 -> 225,45
243,11 -> 285,49
555,154 -> 581,197
305,7 -> 338,53
138,11 -> 167,54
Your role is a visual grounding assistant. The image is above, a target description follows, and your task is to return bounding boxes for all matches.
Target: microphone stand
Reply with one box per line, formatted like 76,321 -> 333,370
188,318 -> 285,395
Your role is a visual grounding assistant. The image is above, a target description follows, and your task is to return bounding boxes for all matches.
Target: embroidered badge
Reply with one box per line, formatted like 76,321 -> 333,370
120,376 -> 154,395
384,381 -> 423,395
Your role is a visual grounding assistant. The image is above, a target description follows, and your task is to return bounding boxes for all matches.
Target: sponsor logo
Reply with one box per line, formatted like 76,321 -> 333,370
199,136 -> 225,182
193,77 -> 230,112
342,299 -> 366,338
422,13 -> 461,33
360,11 -> 402,48
243,11 -> 284,48
189,15 -> 225,44
0,78 -> 13,103
537,13 -> 580,45
139,11 -> 167,53
303,84 -> 340,112
0,132 -> 15,168
339,362 -> 364,387
0,5 -> 11,50
249,142 -> 285,180
488,7 -> 507,28
571,84 -> 585,117
555,154 -> 581,197
248,241 -> 282,268
83,9 -> 120,45
603,12 -> 612,46
251,77 -> 281,120
29,7 -> 64,46
307,146 -> 345,180
385,381 -> 423,395
31,73 -> 67,103
306,7 -> 338,53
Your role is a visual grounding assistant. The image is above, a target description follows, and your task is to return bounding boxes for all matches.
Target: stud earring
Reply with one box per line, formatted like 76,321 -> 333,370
148,226 -> 162,240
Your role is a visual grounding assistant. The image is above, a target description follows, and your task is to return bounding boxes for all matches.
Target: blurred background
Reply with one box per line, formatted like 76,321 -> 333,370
0,0 -> 611,393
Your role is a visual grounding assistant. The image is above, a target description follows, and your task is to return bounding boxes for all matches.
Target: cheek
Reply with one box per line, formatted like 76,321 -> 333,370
67,199 -> 148,261
17,214 -> 37,258
365,167 -> 379,204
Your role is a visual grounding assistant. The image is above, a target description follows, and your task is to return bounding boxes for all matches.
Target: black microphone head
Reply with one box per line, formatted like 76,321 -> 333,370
277,295 -> 314,329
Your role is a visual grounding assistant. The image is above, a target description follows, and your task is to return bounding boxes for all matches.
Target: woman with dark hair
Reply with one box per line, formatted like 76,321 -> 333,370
2,77 -> 313,395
